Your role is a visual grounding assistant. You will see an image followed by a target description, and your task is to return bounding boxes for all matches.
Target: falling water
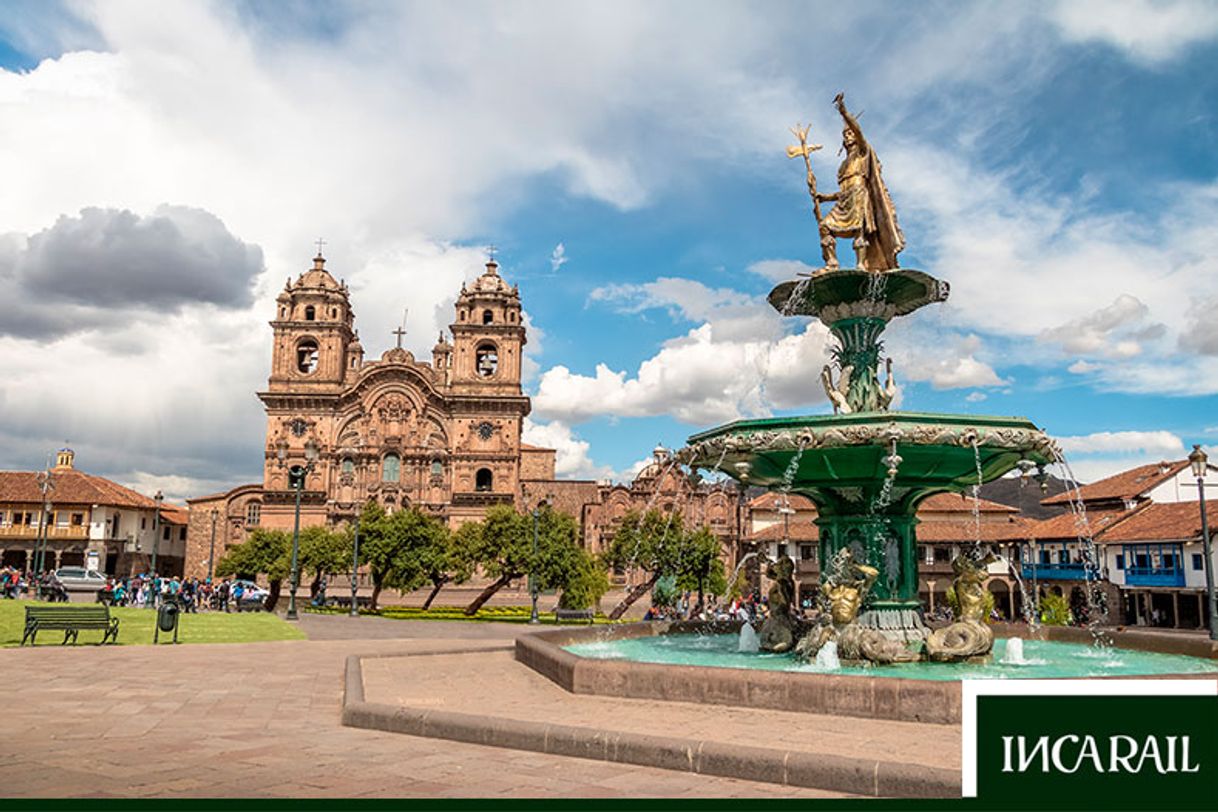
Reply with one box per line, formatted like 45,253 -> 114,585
863,268 -> 889,303
1052,453 -> 1113,650
778,277 -> 814,317
725,551 -> 759,595
815,639 -> 841,669
1000,637 -> 1027,665
969,439 -> 984,552
737,622 -> 760,653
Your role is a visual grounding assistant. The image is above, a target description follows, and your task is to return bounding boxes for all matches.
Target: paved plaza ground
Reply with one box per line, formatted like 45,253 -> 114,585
0,613 -> 860,798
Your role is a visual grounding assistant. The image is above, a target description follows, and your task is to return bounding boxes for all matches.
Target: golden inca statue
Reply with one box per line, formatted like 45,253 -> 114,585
788,93 -> 905,272
926,548 -> 998,662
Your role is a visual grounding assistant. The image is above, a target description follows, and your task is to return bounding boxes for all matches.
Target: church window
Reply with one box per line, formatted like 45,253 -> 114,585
508,311 -> 516,323
342,458 -> 355,475
297,339 -> 319,373
431,461 -> 443,476
475,468 -> 493,492
305,305 -> 316,321
382,454 -> 401,483
459,310 -> 466,322
330,307 -> 337,318
246,502 -> 261,526
482,309 -> 494,324
475,343 -> 498,377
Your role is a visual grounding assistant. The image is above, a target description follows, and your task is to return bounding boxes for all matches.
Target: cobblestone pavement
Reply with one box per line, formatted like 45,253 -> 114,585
0,628 -> 848,798
361,650 -> 960,771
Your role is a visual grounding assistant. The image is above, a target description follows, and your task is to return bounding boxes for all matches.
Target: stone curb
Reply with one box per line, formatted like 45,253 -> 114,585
340,654 -> 960,798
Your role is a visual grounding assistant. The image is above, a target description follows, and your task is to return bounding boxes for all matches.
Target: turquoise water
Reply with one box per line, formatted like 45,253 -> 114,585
564,633 -> 1218,681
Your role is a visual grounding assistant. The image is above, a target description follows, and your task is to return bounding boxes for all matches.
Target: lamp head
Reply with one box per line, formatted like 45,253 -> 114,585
1189,444 -> 1208,480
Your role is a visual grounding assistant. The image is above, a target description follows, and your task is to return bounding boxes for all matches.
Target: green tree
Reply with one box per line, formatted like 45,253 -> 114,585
558,554 -> 611,611
602,509 -> 687,620
414,514 -> 469,610
299,524 -> 352,600
1039,591 -> 1073,626
355,501 -> 440,610
215,528 -> 290,610
675,527 -> 726,613
463,504 -> 585,615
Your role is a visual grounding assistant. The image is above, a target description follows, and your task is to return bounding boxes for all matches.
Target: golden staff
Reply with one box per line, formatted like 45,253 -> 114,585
787,124 -> 823,226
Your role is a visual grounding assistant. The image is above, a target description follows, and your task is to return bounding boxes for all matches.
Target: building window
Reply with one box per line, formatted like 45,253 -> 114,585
1059,549 -> 1070,564
475,468 -> 493,492
297,339 -> 319,374
475,343 -> 498,377
179,528 -> 186,541
508,311 -> 516,323
924,546 -> 933,565
163,526 -> 171,540
342,459 -> 355,475
800,544 -> 815,562
482,309 -> 494,324
246,502 -> 261,526
305,305 -> 315,321
1194,553 -> 1204,571
431,460 -> 443,476
383,454 -> 401,483
459,310 -> 466,322
56,511 -> 69,527
1115,554 -> 1124,570
141,517 -> 147,530
1039,549 -> 1051,565
71,513 -> 84,526
777,543 -> 788,559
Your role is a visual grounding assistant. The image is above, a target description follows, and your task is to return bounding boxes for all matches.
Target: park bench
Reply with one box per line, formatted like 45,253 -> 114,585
554,608 -> 595,624
22,604 -> 120,646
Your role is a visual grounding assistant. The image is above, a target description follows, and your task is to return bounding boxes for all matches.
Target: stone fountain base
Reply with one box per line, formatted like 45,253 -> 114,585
857,607 -> 929,645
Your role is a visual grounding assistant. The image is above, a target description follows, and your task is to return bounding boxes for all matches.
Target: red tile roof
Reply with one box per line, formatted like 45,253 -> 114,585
748,492 -> 815,510
918,492 -> 1020,514
1042,460 -> 1188,506
915,517 -> 1034,542
1023,507 -> 1137,541
1097,500 -> 1218,543
0,469 -> 161,510
159,505 -> 189,526
751,522 -> 819,542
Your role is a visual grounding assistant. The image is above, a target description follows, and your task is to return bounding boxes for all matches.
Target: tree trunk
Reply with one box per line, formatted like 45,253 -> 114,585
309,573 -> 321,600
465,574 -> 514,616
422,576 -> 448,610
266,579 -> 282,612
697,577 -> 705,618
608,572 -> 660,620
370,574 -> 384,612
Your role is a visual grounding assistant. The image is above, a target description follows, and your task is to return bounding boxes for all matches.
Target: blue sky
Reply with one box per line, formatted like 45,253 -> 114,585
1,1 -> 1218,499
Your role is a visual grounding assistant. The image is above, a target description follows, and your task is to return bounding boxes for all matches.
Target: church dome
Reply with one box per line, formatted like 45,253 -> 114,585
296,254 -> 342,290
470,259 -> 515,295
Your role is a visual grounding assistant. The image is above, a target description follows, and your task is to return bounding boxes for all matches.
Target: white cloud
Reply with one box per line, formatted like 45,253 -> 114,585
746,259 -> 819,283
889,330 -> 1009,390
521,418 -> 613,480
534,321 -> 831,425
1056,430 -> 1186,457
1039,294 -> 1165,358
549,242 -> 568,273
965,391 -> 987,402
1047,0 -> 1218,63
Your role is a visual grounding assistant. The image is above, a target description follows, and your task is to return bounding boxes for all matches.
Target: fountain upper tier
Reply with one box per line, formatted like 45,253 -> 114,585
681,412 -> 1058,515
768,268 -> 949,322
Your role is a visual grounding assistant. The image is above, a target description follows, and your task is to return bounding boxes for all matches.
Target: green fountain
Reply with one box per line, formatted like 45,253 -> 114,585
678,94 -> 1060,658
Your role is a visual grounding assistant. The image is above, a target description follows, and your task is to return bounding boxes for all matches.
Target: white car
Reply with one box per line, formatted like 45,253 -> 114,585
232,579 -> 270,610
55,567 -> 107,592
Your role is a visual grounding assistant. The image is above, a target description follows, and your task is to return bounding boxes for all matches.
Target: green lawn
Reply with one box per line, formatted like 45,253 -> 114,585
1,600 -> 307,647
305,604 -> 614,625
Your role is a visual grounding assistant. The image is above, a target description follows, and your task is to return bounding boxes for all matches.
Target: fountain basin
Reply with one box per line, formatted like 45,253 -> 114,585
516,622 -> 1218,725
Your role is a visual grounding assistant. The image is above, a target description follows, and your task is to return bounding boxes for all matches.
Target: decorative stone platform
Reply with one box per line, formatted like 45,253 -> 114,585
341,645 -> 961,798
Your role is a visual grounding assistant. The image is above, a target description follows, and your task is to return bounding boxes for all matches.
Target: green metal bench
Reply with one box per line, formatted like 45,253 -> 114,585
554,608 -> 595,624
22,604 -> 120,646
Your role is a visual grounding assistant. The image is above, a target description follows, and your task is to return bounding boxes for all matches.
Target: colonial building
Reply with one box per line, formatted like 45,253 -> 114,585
0,448 -> 186,577
520,446 -> 743,584
186,252 -> 545,579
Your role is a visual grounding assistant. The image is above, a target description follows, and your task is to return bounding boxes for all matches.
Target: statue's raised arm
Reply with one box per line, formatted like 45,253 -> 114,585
813,92 -> 905,272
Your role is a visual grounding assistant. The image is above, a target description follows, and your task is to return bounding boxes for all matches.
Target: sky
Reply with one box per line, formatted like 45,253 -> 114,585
2,0 -> 1218,502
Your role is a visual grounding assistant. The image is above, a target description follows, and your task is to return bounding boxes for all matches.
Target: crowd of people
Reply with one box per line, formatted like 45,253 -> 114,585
0,565 -> 263,612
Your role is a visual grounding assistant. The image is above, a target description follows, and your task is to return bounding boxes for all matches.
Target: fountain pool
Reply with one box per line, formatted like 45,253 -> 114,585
564,634 -> 1218,682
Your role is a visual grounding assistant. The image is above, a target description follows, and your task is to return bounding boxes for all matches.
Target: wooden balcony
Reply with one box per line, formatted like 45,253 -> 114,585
0,525 -> 89,540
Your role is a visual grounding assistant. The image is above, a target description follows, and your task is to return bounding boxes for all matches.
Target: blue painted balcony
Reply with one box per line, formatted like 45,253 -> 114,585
1021,562 -> 1090,580
1125,567 -> 1185,588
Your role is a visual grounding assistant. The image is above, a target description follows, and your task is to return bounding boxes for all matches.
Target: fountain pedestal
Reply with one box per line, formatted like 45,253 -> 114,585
681,268 -> 1060,647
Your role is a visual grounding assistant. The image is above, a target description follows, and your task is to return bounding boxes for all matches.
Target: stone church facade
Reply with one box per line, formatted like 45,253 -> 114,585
185,252 -> 557,579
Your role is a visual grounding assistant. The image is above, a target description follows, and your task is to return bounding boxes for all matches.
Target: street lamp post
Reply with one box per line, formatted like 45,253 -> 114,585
208,508 -> 219,581
33,463 -> 55,597
282,439 -> 319,621
350,515 -> 361,618
530,504 -> 541,624
1187,445 -> 1218,641
150,490 -> 164,577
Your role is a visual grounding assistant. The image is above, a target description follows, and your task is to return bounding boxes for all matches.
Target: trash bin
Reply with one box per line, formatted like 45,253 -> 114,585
155,601 -> 180,644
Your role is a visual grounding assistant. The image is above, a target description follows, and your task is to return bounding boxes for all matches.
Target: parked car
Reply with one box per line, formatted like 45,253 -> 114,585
55,567 -> 107,592
232,579 -> 270,611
